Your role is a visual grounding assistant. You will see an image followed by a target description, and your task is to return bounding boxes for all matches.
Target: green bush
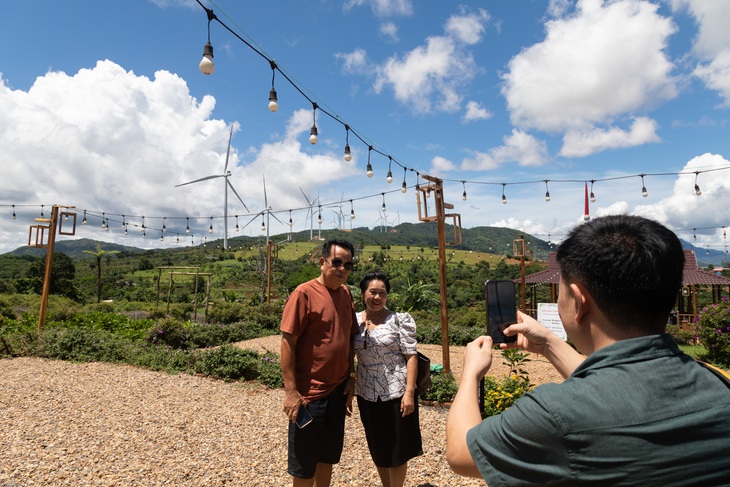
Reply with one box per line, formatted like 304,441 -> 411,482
421,373 -> 458,403
695,297 -> 730,367
482,374 -> 533,417
185,320 -> 273,348
258,350 -> 284,388
36,327 -> 130,363
667,324 -> 696,346
193,345 -> 260,381
62,311 -> 154,341
145,318 -> 190,350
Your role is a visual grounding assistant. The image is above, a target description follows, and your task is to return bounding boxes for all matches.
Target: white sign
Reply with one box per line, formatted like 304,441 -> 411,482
537,303 -> 567,341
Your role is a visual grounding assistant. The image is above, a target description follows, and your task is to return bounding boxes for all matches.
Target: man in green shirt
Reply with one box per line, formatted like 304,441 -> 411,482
447,215 -> 730,486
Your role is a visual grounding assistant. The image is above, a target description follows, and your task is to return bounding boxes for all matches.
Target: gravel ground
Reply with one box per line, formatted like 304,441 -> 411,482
0,336 -> 563,486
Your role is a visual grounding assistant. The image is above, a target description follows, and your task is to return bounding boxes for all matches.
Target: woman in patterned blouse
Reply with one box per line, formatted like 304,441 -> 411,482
353,271 -> 423,487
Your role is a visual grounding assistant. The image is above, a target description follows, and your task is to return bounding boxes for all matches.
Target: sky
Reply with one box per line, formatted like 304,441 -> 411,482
1,0 -> 729,256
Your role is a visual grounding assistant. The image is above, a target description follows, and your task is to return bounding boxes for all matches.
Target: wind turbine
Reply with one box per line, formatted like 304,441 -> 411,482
176,125 -> 248,250
260,175 -> 285,245
299,187 -> 319,240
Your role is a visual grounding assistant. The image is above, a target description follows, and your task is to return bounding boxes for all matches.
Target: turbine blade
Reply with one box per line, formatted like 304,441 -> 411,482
224,125 -> 233,173
299,186 -> 312,205
175,174 -> 224,186
268,210 -> 285,226
227,179 -> 250,212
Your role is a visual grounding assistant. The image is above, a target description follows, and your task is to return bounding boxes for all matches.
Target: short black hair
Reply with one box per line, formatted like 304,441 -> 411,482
359,271 -> 391,294
556,215 -> 684,332
321,239 -> 355,260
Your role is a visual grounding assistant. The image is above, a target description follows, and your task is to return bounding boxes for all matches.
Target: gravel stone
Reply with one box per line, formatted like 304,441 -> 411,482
1,335 -> 563,486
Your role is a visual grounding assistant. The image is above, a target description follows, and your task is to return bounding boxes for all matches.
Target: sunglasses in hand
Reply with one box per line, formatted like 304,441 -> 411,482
328,258 -> 355,271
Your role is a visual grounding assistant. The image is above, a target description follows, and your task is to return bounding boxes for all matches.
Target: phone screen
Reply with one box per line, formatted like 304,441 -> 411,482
485,280 -> 518,344
295,405 -> 313,428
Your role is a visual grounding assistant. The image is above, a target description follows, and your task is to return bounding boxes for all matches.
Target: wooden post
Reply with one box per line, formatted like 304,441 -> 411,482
37,205 -> 60,333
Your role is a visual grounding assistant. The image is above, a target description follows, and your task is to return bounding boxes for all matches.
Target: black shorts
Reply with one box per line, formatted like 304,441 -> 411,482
287,380 -> 348,479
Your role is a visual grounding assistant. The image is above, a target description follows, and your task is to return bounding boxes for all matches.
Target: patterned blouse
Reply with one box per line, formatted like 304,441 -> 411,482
353,310 -> 418,402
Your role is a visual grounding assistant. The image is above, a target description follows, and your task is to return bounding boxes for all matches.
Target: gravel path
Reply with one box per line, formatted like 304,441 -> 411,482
1,336 -> 563,486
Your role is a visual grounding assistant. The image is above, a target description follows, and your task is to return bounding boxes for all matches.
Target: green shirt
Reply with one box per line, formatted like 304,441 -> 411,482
467,334 -> 730,486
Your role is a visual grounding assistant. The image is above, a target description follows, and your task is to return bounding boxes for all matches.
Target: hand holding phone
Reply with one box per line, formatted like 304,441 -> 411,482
485,280 -> 518,344
295,405 -> 313,428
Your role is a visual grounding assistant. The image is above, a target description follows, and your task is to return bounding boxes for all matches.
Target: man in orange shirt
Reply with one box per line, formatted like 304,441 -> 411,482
280,239 -> 359,487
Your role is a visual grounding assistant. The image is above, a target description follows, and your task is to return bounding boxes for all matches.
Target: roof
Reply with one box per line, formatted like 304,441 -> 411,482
521,250 -> 730,286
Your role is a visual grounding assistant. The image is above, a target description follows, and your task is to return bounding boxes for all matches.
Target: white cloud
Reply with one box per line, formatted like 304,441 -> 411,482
336,49 -> 369,74
373,7 -> 489,113
462,100 -> 493,123
461,130 -> 548,170
380,21 -> 399,42
344,0 -> 413,17
693,51 -> 730,106
0,61 -> 357,253
560,117 -> 661,157
502,0 -> 678,139
429,156 -> 456,175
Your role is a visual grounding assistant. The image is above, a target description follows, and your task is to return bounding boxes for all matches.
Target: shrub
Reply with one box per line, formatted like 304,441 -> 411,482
695,297 -> 730,367
145,318 -> 190,350
667,324 -> 696,346
482,348 -> 534,417
193,345 -> 260,381
421,373 -> 458,403
36,327 -> 130,363
258,350 -> 284,388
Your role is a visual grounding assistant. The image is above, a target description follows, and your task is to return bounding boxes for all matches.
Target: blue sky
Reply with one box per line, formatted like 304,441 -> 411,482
1,0 -> 729,256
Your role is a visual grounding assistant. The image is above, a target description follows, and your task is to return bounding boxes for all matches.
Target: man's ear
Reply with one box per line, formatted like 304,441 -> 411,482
569,282 -> 591,323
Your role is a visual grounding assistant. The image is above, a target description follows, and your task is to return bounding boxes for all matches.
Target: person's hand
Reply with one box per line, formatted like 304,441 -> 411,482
283,389 -> 305,423
462,336 -> 494,381
400,390 -> 415,417
501,310 -> 555,356
344,377 -> 355,417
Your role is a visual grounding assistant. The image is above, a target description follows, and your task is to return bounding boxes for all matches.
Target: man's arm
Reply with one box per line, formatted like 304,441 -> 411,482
446,335 -> 494,478
281,332 -> 304,423
502,311 -> 585,379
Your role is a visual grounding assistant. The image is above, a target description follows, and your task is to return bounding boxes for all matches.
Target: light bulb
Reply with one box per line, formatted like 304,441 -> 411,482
288,218 -> 293,227
235,223 -> 240,232
209,225 -> 213,234
366,163 -> 373,178
350,209 -> 355,220
462,191 -> 467,201
386,171 -> 393,183
694,184 -> 702,196
590,192 -> 596,203
502,194 -> 507,205
199,42 -> 215,75
309,125 -> 318,144
344,144 -> 351,161
402,181 -> 408,193
186,226 -> 190,234
641,186 -> 648,198
268,89 -> 278,112
261,221 -> 266,232
545,191 -> 551,202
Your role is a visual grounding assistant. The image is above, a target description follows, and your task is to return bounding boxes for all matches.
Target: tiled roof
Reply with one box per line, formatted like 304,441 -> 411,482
521,250 -> 730,286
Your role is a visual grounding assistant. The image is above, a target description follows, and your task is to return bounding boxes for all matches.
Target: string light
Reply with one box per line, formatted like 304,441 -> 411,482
162,217 -> 167,232
462,181 -> 467,201
235,215 -> 240,232
12,204 -> 16,220
186,217 -> 190,234
101,212 -> 106,229
82,209 -> 87,224
694,171 -> 702,196
344,125 -> 352,162
366,146 -> 374,178
381,193 -> 387,213
640,174 -> 648,198
309,103 -> 318,145
386,156 -> 393,184
288,210 -> 293,227
260,216 -> 266,232
141,216 -> 146,233
199,7 -> 216,75
350,199 -> 355,220
317,206 -> 323,225
544,180 -> 551,202
209,217 -> 214,234
501,183 -> 508,205
590,179 -> 596,203
402,168 -> 408,193
268,60 -> 279,112
40,205 -> 44,218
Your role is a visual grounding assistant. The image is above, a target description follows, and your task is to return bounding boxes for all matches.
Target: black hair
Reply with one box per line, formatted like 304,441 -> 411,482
321,239 -> 355,260
556,214 -> 684,332
359,270 -> 391,294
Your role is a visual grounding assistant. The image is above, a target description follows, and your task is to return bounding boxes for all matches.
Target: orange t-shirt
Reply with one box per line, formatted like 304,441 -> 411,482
280,279 -> 359,400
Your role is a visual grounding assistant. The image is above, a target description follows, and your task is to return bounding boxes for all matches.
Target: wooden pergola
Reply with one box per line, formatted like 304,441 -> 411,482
519,251 -> 730,324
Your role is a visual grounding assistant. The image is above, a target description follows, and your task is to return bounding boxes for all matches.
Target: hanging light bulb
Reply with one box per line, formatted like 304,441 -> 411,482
141,216 -> 146,233
309,103 -> 318,144
124,226 -> 128,236
40,205 -> 44,218
101,213 -> 106,228
501,183 -> 507,205
402,168 -> 408,193
381,193 -> 387,213
317,207 -> 323,225
235,215 -> 240,232
544,180 -> 550,202
209,217 -> 213,234
121,215 -> 126,229
590,180 -> 596,203
640,174 -> 648,198
261,218 -> 266,232
694,171 -> 702,196
288,210 -> 294,227
366,146 -> 374,177
199,8 -> 216,75
343,125 -> 352,161
386,157 -> 393,183
64,213 -> 69,221
350,199 -> 356,220
162,217 -> 167,232
186,217 -> 190,234
462,181 -> 467,201
268,60 -> 278,112
82,210 -> 87,224
160,231 -> 164,242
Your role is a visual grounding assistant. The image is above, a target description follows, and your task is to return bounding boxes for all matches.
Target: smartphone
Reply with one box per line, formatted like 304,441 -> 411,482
485,280 -> 518,344
295,405 -> 313,428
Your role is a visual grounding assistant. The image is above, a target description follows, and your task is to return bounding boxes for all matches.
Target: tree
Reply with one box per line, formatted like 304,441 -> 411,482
20,252 -> 81,301
83,244 -> 120,303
